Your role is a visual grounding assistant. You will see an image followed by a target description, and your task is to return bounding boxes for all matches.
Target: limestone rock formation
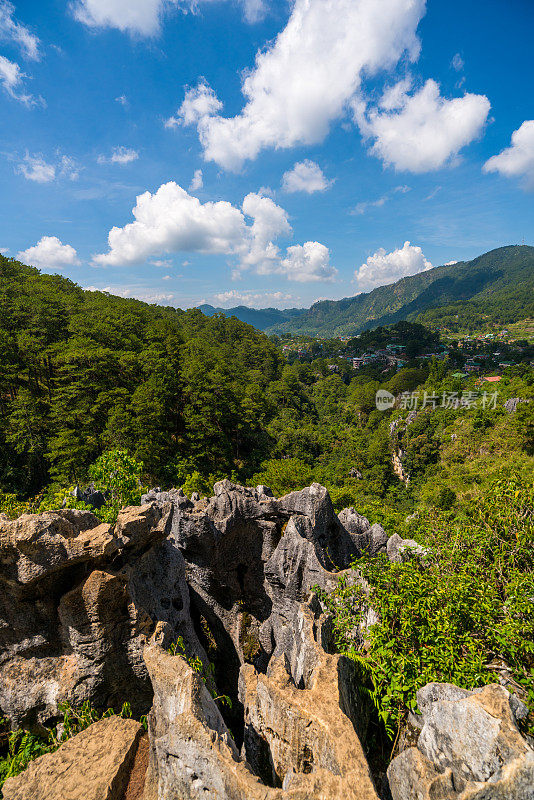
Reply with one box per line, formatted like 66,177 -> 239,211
388,682 -> 534,800
143,599 -> 378,800
2,715 -> 143,800
0,503 -> 183,728
2,481 -> 531,800
386,532 -> 429,563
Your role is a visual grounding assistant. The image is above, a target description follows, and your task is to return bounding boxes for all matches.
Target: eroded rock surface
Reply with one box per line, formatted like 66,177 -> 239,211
2,715 -> 143,800
143,600 -> 379,800
388,682 -> 534,800
2,481 -> 530,800
0,503 -> 189,727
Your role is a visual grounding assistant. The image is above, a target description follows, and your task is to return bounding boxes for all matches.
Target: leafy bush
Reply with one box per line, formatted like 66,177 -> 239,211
318,475 -> 534,740
35,449 -> 145,523
0,493 -> 29,518
89,449 -> 144,514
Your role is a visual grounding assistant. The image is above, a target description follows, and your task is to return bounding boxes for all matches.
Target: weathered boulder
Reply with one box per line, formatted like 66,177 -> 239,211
0,508 -> 116,586
143,602 -> 379,800
387,532 -> 428,563
388,682 -> 534,800
2,715 -> 143,800
0,503 -> 189,728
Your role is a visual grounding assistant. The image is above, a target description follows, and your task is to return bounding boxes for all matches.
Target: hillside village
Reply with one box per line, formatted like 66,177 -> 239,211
277,322 -> 534,381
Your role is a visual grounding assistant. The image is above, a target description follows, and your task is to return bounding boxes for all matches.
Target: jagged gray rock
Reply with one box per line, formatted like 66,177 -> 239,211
143,600 -> 379,800
0,503 -> 194,728
388,683 -> 534,800
387,532 -> 428,563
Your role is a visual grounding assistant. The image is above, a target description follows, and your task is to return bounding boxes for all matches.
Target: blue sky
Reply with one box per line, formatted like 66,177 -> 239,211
1,0 -> 533,309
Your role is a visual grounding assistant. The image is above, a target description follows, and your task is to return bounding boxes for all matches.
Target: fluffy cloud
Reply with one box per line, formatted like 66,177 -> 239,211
93,180 -> 334,282
166,81 -> 222,128
213,289 -> 295,307
16,154 -> 55,183
93,182 -> 247,266
71,0 -> 169,36
17,236 -> 81,271
355,241 -> 432,290
282,160 -> 332,194
356,79 -> 490,172
97,146 -> 139,165
483,120 -> 534,189
176,0 -> 426,169
280,242 -> 337,283
0,1 -> 40,59
189,168 -> 203,191
16,152 -> 80,182
0,54 -> 38,104
72,0 -> 264,36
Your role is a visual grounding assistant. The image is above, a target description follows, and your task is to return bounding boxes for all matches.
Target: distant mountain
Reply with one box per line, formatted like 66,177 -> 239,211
264,245 -> 534,336
198,304 -> 305,330
199,246 -> 532,336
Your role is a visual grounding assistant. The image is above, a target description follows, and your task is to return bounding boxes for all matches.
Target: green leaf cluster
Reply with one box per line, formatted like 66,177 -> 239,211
318,475 -> 534,740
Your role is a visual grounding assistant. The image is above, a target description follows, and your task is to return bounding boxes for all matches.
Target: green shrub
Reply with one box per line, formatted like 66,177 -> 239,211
318,475 -> 534,740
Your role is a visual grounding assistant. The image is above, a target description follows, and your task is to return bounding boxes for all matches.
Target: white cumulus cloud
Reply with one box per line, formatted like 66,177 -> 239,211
16,152 -> 80,182
92,180 -> 334,282
98,146 -> 139,165
189,168 -> 203,191
483,120 -> 534,190
355,241 -> 432,290
93,181 -> 247,267
176,0 -> 426,169
282,160 -> 332,194
166,80 -> 223,128
213,289 -> 295,307
280,241 -> 337,283
72,0 -> 264,36
356,79 -> 490,172
0,1 -> 40,60
17,236 -> 81,271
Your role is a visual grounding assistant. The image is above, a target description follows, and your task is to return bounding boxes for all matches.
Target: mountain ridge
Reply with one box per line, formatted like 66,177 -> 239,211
199,245 -> 534,336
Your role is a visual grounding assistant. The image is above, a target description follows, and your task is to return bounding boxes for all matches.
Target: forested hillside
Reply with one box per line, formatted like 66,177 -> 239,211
265,245 -> 534,336
1,253 -> 533,790
0,255 -> 283,496
1,251 -> 532,526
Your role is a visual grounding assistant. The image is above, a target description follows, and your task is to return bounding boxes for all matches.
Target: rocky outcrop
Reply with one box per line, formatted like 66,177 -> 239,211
388,682 -> 534,799
3,481 -> 530,800
2,715 -> 143,800
386,532 -> 429,563
143,598 -> 378,800
0,503 -> 194,728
